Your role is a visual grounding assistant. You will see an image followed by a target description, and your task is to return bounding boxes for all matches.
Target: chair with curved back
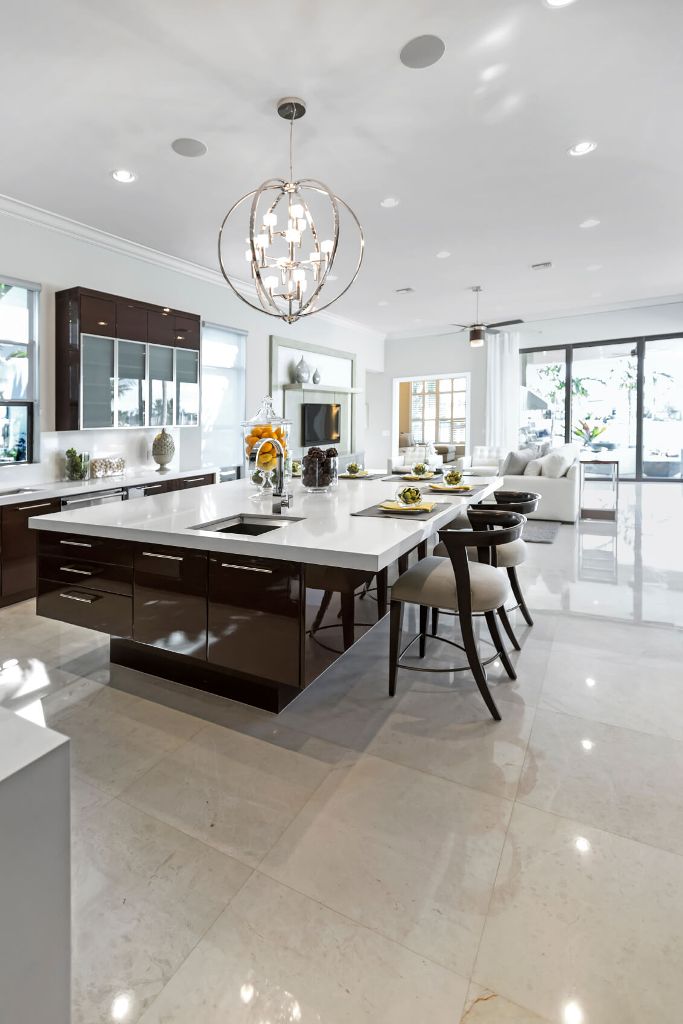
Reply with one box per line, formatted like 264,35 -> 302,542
389,509 -> 526,720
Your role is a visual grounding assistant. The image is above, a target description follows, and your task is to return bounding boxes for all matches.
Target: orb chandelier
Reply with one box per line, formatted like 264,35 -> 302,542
218,97 -> 364,324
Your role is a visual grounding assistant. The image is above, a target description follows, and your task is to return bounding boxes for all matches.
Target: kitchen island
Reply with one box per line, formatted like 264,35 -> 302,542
30,476 -> 496,711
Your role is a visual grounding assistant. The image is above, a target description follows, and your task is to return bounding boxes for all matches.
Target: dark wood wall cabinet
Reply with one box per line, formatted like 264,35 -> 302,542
55,287 -> 201,431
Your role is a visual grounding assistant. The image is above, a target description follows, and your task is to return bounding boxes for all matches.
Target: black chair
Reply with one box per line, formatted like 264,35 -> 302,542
389,510 -> 526,720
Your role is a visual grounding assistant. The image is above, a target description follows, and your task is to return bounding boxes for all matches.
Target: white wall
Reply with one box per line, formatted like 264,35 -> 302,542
0,199 -> 384,481
518,299 -> 683,349
365,332 -> 487,468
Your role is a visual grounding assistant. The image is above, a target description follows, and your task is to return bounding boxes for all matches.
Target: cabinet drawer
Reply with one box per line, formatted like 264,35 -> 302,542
173,315 -> 200,349
37,579 -> 132,636
116,301 -> 148,342
142,480 -> 174,496
147,310 -> 176,347
133,545 -> 208,658
208,555 -> 302,687
175,473 -> 215,490
38,555 -> 132,596
38,532 -> 134,567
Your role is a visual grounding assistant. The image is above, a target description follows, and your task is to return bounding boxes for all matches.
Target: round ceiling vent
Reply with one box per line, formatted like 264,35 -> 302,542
400,35 -> 446,69
171,138 -> 208,158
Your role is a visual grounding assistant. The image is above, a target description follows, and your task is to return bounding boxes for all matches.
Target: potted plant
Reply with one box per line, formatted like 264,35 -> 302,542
573,418 -> 606,447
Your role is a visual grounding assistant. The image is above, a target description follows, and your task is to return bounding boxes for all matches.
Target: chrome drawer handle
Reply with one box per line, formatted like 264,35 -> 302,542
59,592 -> 99,604
18,502 -> 53,511
220,563 -> 273,574
145,484 -> 163,490
185,477 -> 207,484
60,540 -> 92,548
60,566 -> 93,576
142,551 -> 183,561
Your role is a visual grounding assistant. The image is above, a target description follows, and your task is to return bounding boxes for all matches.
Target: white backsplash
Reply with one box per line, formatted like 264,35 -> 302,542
0,425 -> 197,486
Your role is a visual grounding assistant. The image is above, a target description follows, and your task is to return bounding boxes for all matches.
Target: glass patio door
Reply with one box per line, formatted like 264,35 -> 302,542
642,338 -> 683,479
570,342 -> 638,479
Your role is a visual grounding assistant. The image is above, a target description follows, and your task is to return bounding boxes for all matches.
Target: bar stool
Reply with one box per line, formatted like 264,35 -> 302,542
389,510 -> 525,720
433,490 -> 540,650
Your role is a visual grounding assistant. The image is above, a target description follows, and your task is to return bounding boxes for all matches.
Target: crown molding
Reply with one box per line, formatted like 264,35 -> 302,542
0,192 -> 384,342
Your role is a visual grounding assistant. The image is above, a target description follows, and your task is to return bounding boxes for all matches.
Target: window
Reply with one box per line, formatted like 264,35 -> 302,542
409,376 -> 468,445
0,276 -> 40,464
201,323 -> 246,467
520,349 -> 567,448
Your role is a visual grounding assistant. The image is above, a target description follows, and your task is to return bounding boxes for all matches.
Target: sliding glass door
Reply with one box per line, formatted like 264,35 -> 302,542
519,334 -> 683,480
642,338 -> 683,479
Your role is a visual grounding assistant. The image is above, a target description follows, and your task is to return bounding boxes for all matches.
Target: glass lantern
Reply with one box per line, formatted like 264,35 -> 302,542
242,396 -> 291,492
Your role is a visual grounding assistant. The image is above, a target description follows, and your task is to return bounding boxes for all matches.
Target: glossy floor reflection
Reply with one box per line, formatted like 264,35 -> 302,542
1,481 -> 682,1023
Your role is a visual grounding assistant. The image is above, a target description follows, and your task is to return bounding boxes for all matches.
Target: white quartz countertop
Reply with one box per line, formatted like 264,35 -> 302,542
30,476 -> 497,572
0,465 -> 219,508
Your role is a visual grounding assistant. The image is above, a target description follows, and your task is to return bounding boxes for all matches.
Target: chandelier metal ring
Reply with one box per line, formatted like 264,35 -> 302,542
217,98 -> 364,324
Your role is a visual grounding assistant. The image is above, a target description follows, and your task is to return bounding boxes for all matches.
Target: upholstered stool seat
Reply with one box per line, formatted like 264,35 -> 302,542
434,537 -> 527,568
392,556 -> 510,613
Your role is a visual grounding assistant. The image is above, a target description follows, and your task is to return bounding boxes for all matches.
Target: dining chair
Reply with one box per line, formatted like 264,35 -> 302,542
389,509 -> 525,720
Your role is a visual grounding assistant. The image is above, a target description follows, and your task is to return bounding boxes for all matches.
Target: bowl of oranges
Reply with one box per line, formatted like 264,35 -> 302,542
242,397 -> 291,487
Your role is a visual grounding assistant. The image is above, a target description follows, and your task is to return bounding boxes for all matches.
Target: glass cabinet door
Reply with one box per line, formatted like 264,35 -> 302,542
81,334 -> 115,428
117,340 -> 147,427
176,348 -> 199,426
149,344 -> 174,426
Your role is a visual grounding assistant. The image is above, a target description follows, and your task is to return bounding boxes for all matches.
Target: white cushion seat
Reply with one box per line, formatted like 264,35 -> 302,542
434,537 -> 527,568
391,556 -> 510,613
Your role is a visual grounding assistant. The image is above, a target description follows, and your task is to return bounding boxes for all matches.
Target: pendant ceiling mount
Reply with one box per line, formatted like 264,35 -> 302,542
218,96 -> 364,324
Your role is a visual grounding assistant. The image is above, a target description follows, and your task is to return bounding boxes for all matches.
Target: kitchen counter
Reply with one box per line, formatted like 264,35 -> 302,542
30,476 -> 497,572
0,465 -> 219,508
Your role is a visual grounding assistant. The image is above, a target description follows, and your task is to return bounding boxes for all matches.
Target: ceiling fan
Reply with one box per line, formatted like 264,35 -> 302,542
451,286 -> 523,347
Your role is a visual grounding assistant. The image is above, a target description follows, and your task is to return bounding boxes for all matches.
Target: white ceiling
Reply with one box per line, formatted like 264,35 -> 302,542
2,0 -> 683,335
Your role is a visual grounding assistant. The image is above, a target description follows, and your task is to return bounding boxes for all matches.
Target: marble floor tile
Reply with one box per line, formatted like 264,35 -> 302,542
461,983 -> 551,1023
121,721 -> 337,867
53,686 -> 205,795
261,754 -> 512,976
473,803 -> 683,1023
539,648 -> 683,740
72,798 -> 251,1024
367,689 -> 534,799
138,871 -> 469,1024
518,708 -> 683,855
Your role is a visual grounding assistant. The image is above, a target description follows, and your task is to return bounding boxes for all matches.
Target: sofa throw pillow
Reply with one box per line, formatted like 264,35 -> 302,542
399,432 -> 414,449
538,444 -> 577,478
524,459 -> 542,476
501,447 -> 537,475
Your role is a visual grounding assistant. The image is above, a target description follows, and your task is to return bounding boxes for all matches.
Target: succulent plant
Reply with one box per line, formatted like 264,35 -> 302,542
412,462 -> 428,476
347,462 -> 361,475
398,485 -> 422,505
445,469 -> 463,486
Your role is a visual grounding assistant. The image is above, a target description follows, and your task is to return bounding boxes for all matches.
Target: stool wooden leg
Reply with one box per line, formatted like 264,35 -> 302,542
341,592 -> 355,650
417,540 -> 428,560
389,600 -> 404,696
508,566 -> 533,626
485,611 -> 517,680
312,590 -> 333,633
460,612 -> 501,721
419,605 -> 428,658
497,604 -> 521,650
398,553 -> 409,575
431,607 -> 440,636
376,568 -> 388,620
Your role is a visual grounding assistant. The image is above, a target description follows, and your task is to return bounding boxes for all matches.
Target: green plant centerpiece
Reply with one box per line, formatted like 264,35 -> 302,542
573,418 -> 607,446
397,485 -> 422,506
65,448 -> 90,481
291,460 -> 301,476
412,462 -> 428,477
444,469 -> 463,486
347,462 -> 361,475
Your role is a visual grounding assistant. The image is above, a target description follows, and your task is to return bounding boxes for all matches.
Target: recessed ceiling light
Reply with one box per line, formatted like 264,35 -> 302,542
399,34 -> 446,69
580,218 -> 600,229
171,137 -> 208,158
563,1001 -> 585,1024
581,739 -> 594,751
568,140 -> 597,157
546,0 -> 579,7
585,676 -> 596,687
480,63 -> 507,82
574,836 -> 591,854
586,263 -> 603,271
378,300 -> 389,307
380,197 -> 400,208
436,251 -> 451,259
111,168 -> 136,183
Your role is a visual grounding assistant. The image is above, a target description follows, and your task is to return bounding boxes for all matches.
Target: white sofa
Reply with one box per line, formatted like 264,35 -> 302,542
457,446 -> 507,477
501,443 -> 581,522
389,443 -> 444,473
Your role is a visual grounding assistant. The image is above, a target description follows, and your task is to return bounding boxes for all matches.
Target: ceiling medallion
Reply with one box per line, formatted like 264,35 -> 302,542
218,97 -> 364,324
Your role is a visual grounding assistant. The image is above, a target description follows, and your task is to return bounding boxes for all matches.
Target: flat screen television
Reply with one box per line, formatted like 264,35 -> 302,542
302,403 -> 341,446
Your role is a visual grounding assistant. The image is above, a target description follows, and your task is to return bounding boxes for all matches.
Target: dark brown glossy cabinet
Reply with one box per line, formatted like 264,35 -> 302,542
141,479 -> 175,497
116,301 -> 148,342
1,498 -> 61,602
133,544 -> 208,659
36,577 -> 132,636
208,554 -> 303,687
55,287 -> 201,431
174,473 -> 215,491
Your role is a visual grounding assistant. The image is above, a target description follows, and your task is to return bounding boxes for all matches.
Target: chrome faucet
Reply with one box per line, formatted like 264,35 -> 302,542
248,436 -> 294,514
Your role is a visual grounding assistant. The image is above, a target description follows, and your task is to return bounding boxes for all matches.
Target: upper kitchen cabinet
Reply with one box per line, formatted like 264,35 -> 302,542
55,287 -> 201,431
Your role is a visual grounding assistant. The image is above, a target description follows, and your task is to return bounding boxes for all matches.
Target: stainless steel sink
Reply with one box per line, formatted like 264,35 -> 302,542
191,514 -> 304,537
0,488 -> 38,496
